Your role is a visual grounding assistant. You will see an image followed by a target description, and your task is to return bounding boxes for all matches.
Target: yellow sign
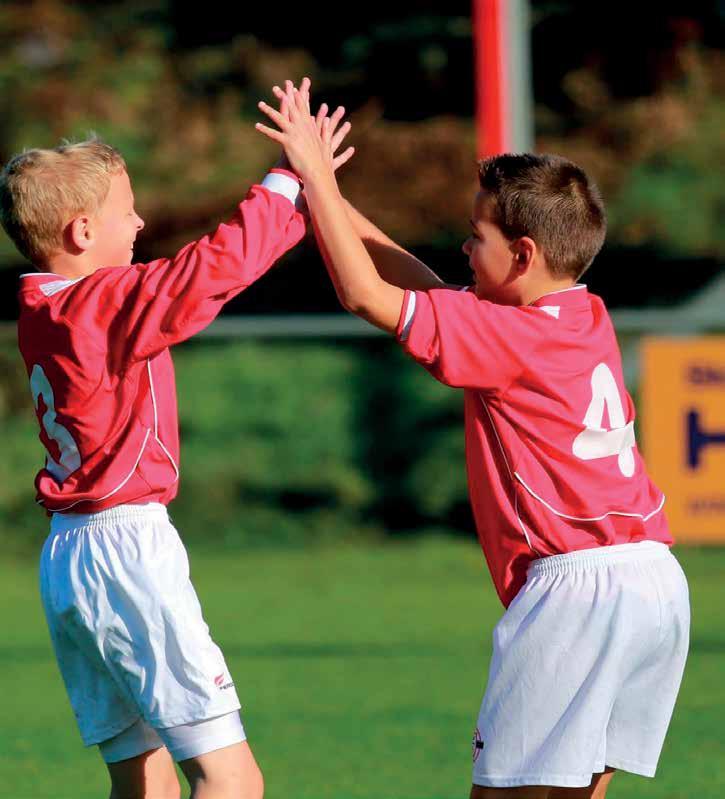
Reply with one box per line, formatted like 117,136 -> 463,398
641,337 -> 725,543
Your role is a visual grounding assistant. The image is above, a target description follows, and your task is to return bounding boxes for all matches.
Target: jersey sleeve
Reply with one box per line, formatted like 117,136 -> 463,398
57,173 -> 305,369
396,288 -> 538,392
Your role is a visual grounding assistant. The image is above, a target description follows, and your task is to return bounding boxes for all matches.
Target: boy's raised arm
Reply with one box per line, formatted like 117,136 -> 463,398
257,81 -> 406,334
80,173 -> 307,369
276,83 -> 448,293
342,199 -> 448,291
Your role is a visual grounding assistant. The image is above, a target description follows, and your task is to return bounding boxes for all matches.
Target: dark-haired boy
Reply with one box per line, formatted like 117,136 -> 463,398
256,82 -> 690,798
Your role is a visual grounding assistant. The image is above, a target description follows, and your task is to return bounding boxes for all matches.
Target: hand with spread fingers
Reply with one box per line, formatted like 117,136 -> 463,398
257,79 -> 354,184
255,77 -> 405,335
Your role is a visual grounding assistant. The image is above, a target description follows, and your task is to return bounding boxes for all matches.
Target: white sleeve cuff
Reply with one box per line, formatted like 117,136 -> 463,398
400,291 -> 417,341
261,172 -> 301,206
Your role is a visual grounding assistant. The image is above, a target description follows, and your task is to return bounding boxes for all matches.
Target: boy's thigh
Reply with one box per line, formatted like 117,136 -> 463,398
178,740 -> 263,797
102,712 -> 249,796
472,546 -> 686,790
106,745 -> 180,799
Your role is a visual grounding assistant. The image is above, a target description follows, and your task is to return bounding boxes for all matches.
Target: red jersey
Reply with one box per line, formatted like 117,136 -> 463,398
397,284 -> 671,607
17,171 -> 305,514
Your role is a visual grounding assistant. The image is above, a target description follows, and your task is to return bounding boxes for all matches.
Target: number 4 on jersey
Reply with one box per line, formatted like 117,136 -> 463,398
30,364 -> 81,482
572,363 -> 635,477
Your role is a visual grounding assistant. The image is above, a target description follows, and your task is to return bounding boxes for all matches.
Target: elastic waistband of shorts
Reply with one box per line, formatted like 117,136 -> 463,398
50,502 -> 169,534
528,540 -> 671,577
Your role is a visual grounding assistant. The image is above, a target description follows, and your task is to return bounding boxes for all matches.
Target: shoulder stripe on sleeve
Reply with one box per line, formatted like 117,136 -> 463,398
400,291 -> 417,341
261,172 -> 301,205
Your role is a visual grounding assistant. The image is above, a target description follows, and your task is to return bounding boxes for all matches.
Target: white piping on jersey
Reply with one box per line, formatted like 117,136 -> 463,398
538,305 -> 560,319
146,358 -> 180,482
49,429 -> 152,513
513,471 -> 666,523
40,360 -> 180,513
478,394 -> 538,554
535,284 -> 587,299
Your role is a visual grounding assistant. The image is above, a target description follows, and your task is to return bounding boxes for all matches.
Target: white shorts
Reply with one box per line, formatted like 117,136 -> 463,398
472,541 -> 690,789
40,503 -> 242,753
98,712 -> 245,764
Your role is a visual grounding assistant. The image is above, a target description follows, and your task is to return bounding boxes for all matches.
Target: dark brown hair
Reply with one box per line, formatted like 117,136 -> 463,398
478,153 -> 606,279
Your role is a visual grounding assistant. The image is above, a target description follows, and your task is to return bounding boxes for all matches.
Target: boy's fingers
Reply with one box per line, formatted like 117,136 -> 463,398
254,123 -> 286,144
315,103 -> 329,134
272,85 -> 286,107
329,105 -> 346,133
321,116 -> 332,144
330,121 -> 352,152
332,146 -> 355,171
284,80 -> 301,120
300,76 -> 311,108
257,101 -> 289,129
293,85 -> 309,115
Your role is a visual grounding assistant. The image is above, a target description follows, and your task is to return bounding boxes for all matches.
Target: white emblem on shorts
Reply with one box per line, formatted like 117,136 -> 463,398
472,727 -> 484,761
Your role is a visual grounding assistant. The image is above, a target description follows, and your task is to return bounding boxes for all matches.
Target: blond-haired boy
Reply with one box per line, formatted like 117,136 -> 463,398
1,128 -> 350,798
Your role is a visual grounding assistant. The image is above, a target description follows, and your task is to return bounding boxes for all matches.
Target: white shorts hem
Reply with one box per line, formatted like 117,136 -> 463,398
82,715 -> 142,747
605,756 -> 656,778
168,730 -> 247,763
473,773 -> 594,789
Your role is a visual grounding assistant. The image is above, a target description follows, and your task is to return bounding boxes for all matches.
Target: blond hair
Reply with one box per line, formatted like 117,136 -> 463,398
0,138 -> 126,266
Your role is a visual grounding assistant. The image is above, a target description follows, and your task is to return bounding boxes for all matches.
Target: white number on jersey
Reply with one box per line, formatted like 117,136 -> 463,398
30,364 -> 81,482
572,362 -> 635,477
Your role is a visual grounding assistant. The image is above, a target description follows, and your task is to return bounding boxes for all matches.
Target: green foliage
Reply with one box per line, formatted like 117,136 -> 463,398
609,100 -> 725,257
1,2 -> 723,276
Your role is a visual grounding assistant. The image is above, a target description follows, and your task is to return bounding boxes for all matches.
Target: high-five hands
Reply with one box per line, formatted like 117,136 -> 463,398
256,78 -> 354,183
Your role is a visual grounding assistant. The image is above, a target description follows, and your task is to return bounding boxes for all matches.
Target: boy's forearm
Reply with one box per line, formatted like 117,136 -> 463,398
304,173 -> 404,333
342,199 -> 445,291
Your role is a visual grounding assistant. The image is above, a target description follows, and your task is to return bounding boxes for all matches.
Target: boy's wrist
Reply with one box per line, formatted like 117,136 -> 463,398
299,165 -> 337,194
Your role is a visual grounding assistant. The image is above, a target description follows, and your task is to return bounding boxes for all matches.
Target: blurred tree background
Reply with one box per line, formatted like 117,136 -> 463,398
0,0 -> 723,549
0,0 -> 723,311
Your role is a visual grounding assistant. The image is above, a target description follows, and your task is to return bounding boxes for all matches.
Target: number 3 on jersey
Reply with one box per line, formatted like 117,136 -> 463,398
572,362 -> 636,477
30,364 -> 81,482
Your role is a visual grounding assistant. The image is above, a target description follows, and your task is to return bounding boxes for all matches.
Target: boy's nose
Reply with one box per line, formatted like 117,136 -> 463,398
136,215 -> 145,231
462,238 -> 471,256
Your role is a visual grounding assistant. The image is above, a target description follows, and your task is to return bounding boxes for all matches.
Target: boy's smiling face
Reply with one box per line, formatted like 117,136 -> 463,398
462,190 -> 519,303
87,170 -> 145,268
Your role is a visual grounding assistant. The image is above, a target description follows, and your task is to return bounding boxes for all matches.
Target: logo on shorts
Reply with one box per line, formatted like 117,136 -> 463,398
214,672 -> 235,691
472,727 -> 484,761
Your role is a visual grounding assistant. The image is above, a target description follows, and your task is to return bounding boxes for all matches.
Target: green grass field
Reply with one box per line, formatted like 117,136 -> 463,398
1,539 -> 723,799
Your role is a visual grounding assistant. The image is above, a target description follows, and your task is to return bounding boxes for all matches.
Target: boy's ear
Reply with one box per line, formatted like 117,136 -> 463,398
513,236 -> 536,274
67,215 -> 94,253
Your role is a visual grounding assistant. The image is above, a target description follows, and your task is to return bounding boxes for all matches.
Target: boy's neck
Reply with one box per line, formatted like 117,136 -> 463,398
519,277 -> 578,306
43,254 -> 99,280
